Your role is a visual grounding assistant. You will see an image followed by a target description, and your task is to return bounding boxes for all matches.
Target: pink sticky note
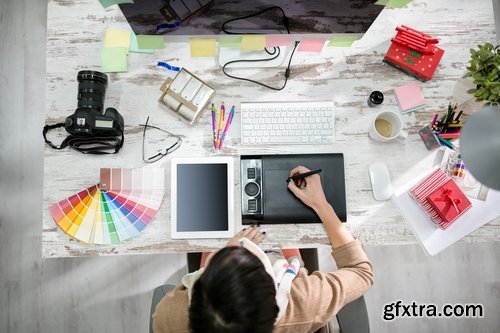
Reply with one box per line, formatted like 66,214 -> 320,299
393,81 -> 426,113
266,34 -> 292,48
298,38 -> 326,53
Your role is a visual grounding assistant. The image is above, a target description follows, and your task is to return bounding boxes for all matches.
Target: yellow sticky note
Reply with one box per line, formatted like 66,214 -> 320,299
190,38 -> 217,57
104,28 -> 131,53
240,35 -> 266,51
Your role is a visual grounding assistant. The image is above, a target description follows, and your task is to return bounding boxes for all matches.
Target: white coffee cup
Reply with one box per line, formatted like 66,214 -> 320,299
368,111 -> 407,142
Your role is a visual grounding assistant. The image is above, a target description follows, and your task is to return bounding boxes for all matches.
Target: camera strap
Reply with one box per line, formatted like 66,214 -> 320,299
43,123 -> 124,154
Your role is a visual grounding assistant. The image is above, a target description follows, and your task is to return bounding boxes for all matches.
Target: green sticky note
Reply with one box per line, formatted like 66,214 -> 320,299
99,0 -> 134,9
385,0 -> 413,8
219,36 -> 242,48
130,33 -> 154,54
101,47 -> 128,73
375,0 -> 391,5
220,36 -> 242,48
136,35 -> 165,49
327,34 -> 363,47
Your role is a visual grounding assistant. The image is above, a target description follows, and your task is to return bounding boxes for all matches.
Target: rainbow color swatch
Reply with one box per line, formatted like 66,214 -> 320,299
49,168 -> 165,244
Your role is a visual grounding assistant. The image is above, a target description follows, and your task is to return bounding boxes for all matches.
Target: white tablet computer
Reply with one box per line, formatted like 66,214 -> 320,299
171,156 -> 234,239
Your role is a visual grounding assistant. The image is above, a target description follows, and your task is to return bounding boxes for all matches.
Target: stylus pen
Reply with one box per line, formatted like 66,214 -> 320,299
286,168 -> 322,183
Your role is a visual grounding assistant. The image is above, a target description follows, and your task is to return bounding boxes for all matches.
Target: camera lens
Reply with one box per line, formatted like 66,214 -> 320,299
244,182 -> 260,197
77,70 -> 108,113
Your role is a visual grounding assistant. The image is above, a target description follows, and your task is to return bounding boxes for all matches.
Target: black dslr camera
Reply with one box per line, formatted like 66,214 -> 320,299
64,70 -> 124,136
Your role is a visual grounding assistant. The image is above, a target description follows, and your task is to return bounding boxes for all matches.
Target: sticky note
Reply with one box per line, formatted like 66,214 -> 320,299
394,81 -> 426,113
327,34 -> 363,47
297,38 -> 326,53
190,38 -> 217,57
104,28 -> 131,53
374,0 -> 391,5
383,0 -> 413,8
99,0 -> 134,9
266,35 -> 292,48
129,33 -> 154,53
101,47 -> 128,73
219,36 -> 242,48
136,35 -> 165,49
240,35 -> 266,51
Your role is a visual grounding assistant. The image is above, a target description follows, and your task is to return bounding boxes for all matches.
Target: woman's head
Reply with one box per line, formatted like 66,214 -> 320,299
189,246 -> 278,333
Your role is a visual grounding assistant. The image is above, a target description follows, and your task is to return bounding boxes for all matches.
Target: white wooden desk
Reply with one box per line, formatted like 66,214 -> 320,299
43,0 -> 499,257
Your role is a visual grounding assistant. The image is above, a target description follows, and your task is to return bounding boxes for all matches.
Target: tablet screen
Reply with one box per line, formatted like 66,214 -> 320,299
177,163 -> 228,232
171,156 -> 234,239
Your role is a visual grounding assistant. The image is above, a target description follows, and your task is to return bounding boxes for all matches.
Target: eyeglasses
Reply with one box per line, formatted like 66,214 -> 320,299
140,116 -> 182,163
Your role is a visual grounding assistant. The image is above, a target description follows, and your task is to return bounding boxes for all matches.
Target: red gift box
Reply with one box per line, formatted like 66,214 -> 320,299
383,25 -> 444,81
427,179 -> 472,228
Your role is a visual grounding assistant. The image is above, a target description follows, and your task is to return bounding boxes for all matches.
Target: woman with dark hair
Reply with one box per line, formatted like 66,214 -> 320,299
153,166 -> 374,333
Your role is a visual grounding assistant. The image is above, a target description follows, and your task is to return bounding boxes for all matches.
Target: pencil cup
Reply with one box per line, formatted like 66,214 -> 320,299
369,111 -> 407,142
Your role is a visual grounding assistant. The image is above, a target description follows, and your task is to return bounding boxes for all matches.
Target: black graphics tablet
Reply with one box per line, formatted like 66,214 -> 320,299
241,153 -> 346,224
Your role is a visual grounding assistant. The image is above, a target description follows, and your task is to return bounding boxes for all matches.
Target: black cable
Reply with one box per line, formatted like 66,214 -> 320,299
221,6 -> 290,35
222,41 -> 299,91
220,6 -> 298,90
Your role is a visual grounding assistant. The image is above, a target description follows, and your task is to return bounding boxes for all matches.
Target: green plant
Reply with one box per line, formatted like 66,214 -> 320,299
464,43 -> 500,105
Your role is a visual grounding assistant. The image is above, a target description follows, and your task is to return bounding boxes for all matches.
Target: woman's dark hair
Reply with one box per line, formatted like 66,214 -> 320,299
189,246 -> 278,333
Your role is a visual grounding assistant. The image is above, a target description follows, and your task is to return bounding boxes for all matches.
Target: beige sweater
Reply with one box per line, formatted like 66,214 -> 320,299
152,239 -> 373,333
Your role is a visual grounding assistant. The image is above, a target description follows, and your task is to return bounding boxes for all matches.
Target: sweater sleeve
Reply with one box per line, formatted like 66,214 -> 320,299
274,239 -> 373,332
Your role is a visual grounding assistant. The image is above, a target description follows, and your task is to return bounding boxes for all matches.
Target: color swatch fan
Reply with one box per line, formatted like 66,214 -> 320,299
49,168 -> 165,244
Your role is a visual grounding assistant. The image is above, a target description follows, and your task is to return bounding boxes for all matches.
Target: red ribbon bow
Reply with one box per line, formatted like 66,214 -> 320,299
434,189 -> 462,213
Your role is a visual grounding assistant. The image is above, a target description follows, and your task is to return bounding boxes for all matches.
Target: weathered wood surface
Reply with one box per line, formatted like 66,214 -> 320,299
43,0 -> 499,257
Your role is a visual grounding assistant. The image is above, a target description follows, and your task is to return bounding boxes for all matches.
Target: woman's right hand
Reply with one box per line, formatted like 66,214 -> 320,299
287,165 -> 329,212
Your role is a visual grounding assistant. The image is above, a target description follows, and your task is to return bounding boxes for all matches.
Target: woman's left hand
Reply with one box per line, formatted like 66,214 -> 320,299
226,224 -> 266,247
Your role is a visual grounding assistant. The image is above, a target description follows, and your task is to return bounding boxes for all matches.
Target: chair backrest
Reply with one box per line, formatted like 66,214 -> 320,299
150,250 -> 370,333
150,284 -> 176,333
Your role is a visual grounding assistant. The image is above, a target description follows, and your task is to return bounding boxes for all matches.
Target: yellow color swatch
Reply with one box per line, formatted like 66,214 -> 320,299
190,38 -> 217,57
240,35 -> 266,51
104,28 -> 131,53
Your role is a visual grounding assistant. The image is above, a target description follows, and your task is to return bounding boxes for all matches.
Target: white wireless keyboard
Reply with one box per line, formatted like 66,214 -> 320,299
240,101 -> 335,145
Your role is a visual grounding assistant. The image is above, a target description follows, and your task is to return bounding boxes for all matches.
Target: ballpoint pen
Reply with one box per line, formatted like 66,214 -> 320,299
211,103 -> 217,148
216,102 -> 225,148
286,168 -> 322,184
218,105 -> 235,149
